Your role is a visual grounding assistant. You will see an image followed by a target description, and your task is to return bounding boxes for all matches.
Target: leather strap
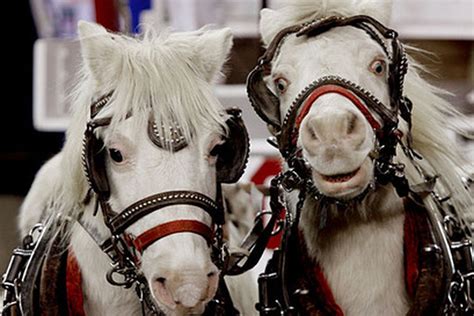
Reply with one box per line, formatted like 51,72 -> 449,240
278,76 -> 398,158
132,220 -> 213,253
295,84 -> 382,132
109,190 -> 221,234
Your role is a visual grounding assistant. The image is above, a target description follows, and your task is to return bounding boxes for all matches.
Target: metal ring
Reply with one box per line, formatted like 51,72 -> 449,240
255,210 -> 273,223
271,220 -> 284,236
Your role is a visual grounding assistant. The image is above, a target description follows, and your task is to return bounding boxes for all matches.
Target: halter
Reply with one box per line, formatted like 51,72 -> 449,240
246,14 -> 474,315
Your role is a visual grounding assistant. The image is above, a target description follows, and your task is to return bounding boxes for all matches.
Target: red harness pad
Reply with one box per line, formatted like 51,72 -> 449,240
66,249 -> 86,316
297,203 -> 421,315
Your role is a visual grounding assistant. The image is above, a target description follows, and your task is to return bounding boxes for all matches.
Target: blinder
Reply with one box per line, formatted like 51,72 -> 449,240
216,108 -> 250,183
83,122 -> 110,200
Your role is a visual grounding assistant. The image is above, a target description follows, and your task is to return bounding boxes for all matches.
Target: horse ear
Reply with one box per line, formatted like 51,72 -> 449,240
78,21 -> 120,85
194,28 -> 233,83
260,8 -> 285,47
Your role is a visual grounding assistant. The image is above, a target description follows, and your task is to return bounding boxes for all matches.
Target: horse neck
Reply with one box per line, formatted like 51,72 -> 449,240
299,184 -> 405,258
298,186 -> 411,315
69,203 -> 142,315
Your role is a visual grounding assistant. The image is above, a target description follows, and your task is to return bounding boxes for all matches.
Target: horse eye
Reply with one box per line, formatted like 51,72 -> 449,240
369,59 -> 386,76
109,148 -> 124,163
274,77 -> 289,94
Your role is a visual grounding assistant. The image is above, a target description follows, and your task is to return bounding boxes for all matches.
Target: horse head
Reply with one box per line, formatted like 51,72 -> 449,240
59,22 -> 248,315
252,1 -> 404,205
249,1 -> 473,313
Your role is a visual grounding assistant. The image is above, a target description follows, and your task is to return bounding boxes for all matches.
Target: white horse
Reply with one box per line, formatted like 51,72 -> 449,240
251,0 -> 473,315
15,22 -> 257,315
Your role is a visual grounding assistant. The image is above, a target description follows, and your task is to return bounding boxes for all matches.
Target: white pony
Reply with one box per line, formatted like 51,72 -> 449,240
15,22 -> 257,315
252,0 -> 473,315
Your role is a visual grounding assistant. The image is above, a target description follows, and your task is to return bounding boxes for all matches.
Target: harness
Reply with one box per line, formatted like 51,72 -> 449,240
1,94 -> 257,315
246,15 -> 474,315
82,94 -> 252,315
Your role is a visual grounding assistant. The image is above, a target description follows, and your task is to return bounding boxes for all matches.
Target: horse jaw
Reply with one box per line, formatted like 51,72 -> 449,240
302,193 -> 410,316
299,184 -> 405,260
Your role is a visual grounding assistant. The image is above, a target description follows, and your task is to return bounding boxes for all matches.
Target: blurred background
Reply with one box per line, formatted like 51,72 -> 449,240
1,0 -> 473,273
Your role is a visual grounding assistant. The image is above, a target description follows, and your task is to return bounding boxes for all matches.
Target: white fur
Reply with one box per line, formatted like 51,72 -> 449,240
260,0 -> 473,315
18,22 -> 257,315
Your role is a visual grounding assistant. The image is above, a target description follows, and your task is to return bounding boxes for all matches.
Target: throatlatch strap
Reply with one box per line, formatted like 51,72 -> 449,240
66,249 -> 86,316
132,220 -> 213,253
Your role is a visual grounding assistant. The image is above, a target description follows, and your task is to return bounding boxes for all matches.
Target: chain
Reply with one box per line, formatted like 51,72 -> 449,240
1,223 -> 45,315
442,210 -> 474,314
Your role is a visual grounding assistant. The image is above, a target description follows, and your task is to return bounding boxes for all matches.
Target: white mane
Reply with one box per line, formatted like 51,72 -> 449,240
55,27 -> 229,219
262,0 -> 472,214
260,0 -> 392,46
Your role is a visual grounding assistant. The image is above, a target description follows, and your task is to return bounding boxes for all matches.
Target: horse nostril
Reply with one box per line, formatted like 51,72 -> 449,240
207,271 -> 216,278
306,124 -> 318,141
347,114 -> 357,135
156,277 -> 166,284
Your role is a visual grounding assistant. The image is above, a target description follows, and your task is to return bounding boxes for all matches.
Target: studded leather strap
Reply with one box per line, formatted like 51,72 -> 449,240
109,190 -> 221,234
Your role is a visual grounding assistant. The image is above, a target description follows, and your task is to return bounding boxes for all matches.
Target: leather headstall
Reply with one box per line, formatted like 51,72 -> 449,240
247,14 -> 411,198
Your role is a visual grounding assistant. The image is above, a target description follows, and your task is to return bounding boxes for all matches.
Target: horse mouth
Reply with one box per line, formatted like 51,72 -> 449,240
321,168 -> 360,183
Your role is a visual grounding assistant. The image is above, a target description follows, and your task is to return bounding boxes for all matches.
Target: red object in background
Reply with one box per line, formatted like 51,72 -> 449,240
94,0 -> 119,31
251,158 -> 284,249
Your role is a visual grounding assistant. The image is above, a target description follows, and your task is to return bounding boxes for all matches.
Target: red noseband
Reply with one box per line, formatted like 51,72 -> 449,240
294,84 -> 382,132
132,220 -> 213,253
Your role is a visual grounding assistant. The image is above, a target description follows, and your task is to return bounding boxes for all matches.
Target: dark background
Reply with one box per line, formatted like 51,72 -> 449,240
1,1 -> 64,195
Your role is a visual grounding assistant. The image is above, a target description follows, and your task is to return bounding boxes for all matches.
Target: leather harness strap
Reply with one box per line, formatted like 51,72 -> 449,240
132,220 -> 214,253
295,84 -> 382,132
109,190 -> 221,234
278,76 -> 399,159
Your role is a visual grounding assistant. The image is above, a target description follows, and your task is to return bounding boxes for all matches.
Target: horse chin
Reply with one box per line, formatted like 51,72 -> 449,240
151,296 -> 208,316
312,158 -> 373,200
